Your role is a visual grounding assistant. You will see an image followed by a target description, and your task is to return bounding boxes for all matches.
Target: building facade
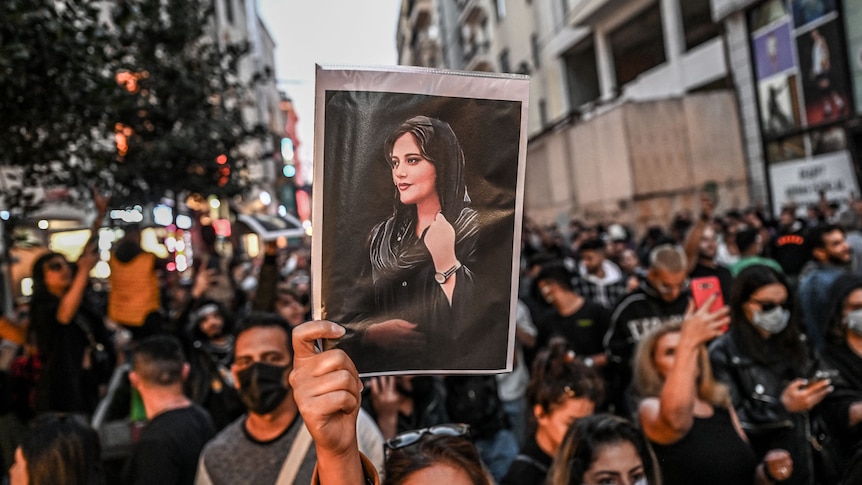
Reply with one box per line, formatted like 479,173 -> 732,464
397,0 -> 752,232
711,0 -> 862,215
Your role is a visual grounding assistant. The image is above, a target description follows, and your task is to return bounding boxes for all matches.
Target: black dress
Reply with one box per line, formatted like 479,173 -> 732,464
500,435 -> 552,485
650,406 -> 758,485
30,292 -> 112,415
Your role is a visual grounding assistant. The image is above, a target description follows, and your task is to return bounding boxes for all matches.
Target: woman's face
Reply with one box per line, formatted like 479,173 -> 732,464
391,133 -> 438,208
402,463 -> 476,485
653,331 -> 681,380
42,256 -> 72,294
9,446 -> 28,485
275,293 -> 305,327
842,289 -> 862,319
536,396 -> 595,454
743,282 -> 788,333
582,441 -> 647,485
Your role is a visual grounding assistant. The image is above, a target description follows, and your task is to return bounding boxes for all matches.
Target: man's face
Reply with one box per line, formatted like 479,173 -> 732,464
698,227 -> 718,260
231,326 -> 293,391
199,312 -> 225,339
817,230 -> 851,265
647,268 -> 689,302
580,249 -> 604,275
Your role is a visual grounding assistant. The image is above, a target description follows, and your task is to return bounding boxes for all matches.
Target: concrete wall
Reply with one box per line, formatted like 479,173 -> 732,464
525,91 -> 750,232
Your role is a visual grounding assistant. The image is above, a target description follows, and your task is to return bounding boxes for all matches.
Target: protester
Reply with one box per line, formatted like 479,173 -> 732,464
605,244 -> 690,418
546,413 -> 660,485
495,300 -> 537,447
501,337 -> 603,485
684,195 -> 734,303
107,223 -> 165,341
819,274 -> 862,474
798,223 -> 851,351
9,413 -> 105,485
124,335 -> 215,485
729,227 -> 783,276
710,265 -> 831,485
383,428 -> 492,485
573,238 -> 628,310
534,264 -> 609,370
29,247 -> 115,416
634,315 -> 792,484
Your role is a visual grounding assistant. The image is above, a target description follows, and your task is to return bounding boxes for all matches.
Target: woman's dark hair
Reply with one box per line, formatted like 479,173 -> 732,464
20,413 -> 105,485
31,252 -> 66,297
527,337 -> 604,420
383,115 -> 470,224
548,414 -> 660,485
384,434 -> 490,485
729,264 -> 806,363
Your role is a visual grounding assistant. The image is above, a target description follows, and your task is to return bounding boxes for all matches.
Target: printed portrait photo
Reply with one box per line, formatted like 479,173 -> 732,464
312,67 -> 529,376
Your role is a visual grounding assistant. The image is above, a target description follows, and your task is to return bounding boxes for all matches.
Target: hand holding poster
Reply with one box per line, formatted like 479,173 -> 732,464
312,66 -> 529,376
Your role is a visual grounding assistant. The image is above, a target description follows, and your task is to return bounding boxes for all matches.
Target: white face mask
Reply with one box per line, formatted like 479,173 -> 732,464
752,306 -> 790,334
844,308 -> 862,336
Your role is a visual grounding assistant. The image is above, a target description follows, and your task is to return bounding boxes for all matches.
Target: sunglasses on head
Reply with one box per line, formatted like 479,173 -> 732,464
384,423 -> 470,452
750,300 -> 787,312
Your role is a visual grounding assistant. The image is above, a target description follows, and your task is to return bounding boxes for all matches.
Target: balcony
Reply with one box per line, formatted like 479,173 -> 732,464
408,0 -> 432,31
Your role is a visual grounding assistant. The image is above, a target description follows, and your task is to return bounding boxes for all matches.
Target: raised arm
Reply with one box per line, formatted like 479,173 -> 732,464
639,296 -> 729,444
290,320 -> 376,485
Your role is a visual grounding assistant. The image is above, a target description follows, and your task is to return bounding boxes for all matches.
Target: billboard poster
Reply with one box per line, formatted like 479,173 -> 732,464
769,150 -> 858,211
791,0 -> 838,29
796,18 -> 852,125
753,21 -> 796,81
758,73 -> 802,137
313,66 -> 529,376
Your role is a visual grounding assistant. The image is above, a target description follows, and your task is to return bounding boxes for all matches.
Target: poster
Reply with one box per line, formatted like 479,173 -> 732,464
753,21 -> 796,81
313,66 -> 529,376
796,19 -> 852,125
758,74 -> 801,137
769,150 -> 859,211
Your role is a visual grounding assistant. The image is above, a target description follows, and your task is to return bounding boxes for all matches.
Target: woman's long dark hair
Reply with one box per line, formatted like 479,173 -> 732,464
383,115 -> 470,225
20,413 -> 105,485
548,413 -> 660,485
384,434 -> 490,485
729,264 -> 806,364
31,251 -> 65,298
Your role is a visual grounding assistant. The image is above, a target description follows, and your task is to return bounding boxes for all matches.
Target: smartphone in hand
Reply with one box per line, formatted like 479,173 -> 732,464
691,276 -> 724,312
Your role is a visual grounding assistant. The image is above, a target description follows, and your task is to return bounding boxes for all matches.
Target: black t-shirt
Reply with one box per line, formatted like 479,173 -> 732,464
124,404 -> 215,485
535,301 -> 609,357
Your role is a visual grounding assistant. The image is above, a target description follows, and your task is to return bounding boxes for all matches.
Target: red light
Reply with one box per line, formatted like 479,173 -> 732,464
167,262 -> 177,271
212,219 -> 232,237
216,154 -> 228,164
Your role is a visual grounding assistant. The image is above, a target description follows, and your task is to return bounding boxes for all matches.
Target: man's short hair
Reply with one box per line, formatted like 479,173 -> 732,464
235,312 -> 294,355
649,244 -> 687,273
806,223 -> 844,252
579,238 -> 606,253
735,227 -> 760,254
536,263 -> 575,291
132,335 -> 186,386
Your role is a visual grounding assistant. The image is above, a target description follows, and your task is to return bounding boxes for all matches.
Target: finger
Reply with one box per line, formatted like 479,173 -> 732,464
684,298 -> 696,318
700,293 -> 718,313
434,212 -> 448,223
292,320 -> 346,361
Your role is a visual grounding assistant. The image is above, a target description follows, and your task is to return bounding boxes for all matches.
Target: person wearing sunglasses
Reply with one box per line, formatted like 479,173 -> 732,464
383,423 -> 492,485
709,264 -> 831,485
546,413 -> 660,485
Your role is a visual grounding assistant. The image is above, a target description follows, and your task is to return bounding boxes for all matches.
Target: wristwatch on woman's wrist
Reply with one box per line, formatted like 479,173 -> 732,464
434,261 -> 462,284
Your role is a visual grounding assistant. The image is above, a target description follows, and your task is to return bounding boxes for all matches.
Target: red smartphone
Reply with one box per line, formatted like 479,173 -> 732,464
691,276 -> 724,313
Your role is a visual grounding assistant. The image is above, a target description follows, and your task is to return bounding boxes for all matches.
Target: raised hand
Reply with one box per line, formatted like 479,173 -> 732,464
781,378 -> 832,413
679,295 -> 730,348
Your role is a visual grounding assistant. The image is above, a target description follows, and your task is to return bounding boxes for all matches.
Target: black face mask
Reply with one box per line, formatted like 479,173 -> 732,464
236,362 -> 291,415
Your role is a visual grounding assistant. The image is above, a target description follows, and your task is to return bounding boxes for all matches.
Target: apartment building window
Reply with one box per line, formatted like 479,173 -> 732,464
496,0 -> 506,21
224,0 -> 235,24
499,49 -> 511,73
681,0 -> 719,51
539,99 -> 548,127
562,41 -> 600,109
531,33 -> 541,69
609,3 -> 665,87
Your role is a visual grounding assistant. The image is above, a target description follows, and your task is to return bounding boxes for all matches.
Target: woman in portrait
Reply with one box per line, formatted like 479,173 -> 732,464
338,115 -> 479,371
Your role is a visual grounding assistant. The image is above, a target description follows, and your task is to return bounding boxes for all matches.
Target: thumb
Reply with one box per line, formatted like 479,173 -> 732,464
292,320 -> 346,361
434,211 -> 448,223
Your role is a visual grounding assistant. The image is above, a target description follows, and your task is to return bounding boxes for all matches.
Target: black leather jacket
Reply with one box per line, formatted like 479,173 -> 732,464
709,330 -> 818,485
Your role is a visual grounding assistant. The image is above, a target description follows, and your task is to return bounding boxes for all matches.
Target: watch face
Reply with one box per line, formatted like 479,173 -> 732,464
434,273 -> 446,284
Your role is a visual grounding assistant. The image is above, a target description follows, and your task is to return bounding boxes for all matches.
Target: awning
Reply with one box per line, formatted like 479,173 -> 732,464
236,213 -> 307,241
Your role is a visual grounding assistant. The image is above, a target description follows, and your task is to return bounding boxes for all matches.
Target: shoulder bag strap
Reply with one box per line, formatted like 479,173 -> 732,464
275,422 -> 313,485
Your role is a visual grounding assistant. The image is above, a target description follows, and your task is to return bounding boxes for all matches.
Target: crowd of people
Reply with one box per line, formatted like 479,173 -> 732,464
1,191 -> 862,485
